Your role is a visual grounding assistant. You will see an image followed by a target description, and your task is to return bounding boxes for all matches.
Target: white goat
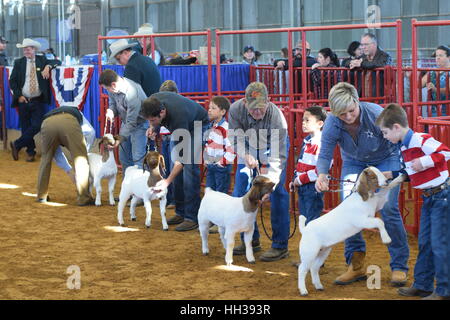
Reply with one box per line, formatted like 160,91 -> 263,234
117,151 -> 168,230
198,175 -> 275,266
297,166 -> 406,296
88,133 -> 119,206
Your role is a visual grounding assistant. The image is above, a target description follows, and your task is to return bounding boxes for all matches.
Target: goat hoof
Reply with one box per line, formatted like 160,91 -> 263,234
300,292 -> 309,296
119,224 -> 126,227
131,218 -> 136,221
145,225 -> 150,229
248,260 -> 256,264
203,252 -> 209,256
163,228 -> 169,231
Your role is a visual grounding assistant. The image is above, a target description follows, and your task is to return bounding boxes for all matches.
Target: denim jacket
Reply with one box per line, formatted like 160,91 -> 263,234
316,102 -> 399,174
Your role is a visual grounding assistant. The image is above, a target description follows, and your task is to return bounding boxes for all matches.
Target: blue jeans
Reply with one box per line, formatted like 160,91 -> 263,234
119,121 -> 149,174
341,157 -> 409,272
233,162 -> 290,249
171,124 -> 208,223
161,135 -> 174,205
206,164 -> 232,194
412,186 -> 449,297
15,101 -> 46,156
298,182 -> 324,225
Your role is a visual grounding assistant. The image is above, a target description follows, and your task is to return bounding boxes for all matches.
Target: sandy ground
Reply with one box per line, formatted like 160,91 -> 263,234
0,148 -> 419,300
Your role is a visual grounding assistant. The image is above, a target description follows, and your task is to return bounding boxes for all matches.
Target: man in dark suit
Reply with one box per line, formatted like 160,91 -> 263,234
9,38 -> 59,162
109,39 -> 162,97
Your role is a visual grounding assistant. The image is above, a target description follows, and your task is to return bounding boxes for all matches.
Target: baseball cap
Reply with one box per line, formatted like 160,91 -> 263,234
245,82 -> 269,109
243,45 -> 255,53
0,36 -> 8,44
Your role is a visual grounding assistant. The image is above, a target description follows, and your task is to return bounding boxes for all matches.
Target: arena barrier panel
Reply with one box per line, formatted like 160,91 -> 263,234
0,66 -> 7,150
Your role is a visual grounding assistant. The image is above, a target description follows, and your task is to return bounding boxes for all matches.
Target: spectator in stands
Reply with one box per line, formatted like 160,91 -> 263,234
141,92 -> 209,232
341,41 -> 363,94
9,38 -> 59,162
421,45 -> 450,116
228,82 -> 290,262
310,48 -> 341,100
350,33 -> 392,98
0,36 -> 8,66
280,47 -> 289,59
133,23 -> 166,66
315,82 -> 409,287
242,45 -> 260,66
43,48 -> 61,66
273,41 -> 316,93
99,69 -> 148,174
109,39 -> 162,97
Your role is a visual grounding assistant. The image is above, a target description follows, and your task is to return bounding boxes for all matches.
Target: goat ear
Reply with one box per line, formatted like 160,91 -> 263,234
357,170 -> 369,201
98,139 -> 104,156
142,155 -> 149,171
159,154 -> 166,173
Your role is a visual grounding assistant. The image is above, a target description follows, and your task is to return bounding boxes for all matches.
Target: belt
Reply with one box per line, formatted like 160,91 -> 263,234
422,179 -> 450,197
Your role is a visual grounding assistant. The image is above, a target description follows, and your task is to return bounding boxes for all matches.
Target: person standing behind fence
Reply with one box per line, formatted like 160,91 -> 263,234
109,39 -> 161,97
341,41 -> 363,95
133,23 -> 166,66
289,106 -> 328,226
99,69 -> 148,174
228,82 -> 290,262
315,82 -> 409,287
9,38 -> 59,162
348,33 -> 392,99
310,48 -> 341,100
421,45 -> 450,117
242,45 -> 260,66
376,103 -> 450,300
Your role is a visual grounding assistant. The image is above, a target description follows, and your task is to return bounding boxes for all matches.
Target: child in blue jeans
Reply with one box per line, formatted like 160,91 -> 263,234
376,103 -> 450,300
204,96 -> 235,193
289,105 -> 328,225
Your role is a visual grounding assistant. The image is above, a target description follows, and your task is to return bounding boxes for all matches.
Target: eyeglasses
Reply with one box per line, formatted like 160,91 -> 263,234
360,42 -> 374,47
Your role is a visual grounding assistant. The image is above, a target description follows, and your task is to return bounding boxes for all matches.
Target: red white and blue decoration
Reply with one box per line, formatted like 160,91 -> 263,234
50,66 -> 94,110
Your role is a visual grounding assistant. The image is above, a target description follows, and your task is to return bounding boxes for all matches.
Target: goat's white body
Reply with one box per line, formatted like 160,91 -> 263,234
88,151 -> 118,206
117,165 -> 168,230
297,170 -> 405,296
198,188 -> 257,266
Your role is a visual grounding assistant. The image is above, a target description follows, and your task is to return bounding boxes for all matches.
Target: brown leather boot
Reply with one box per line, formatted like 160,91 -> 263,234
334,252 -> 367,285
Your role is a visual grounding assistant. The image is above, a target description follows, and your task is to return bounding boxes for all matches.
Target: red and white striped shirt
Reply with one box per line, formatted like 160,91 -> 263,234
401,129 -> 450,189
205,119 -> 235,165
294,134 -> 322,185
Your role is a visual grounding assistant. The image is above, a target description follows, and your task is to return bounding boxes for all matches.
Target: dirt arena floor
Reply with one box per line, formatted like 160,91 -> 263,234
0,147 -> 420,300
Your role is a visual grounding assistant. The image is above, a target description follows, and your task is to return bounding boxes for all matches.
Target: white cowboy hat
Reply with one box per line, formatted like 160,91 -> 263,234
16,38 -> 41,50
108,39 -> 137,61
134,23 -> 154,36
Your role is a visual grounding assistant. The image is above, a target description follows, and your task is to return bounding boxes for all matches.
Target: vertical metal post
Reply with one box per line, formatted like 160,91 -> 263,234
215,30 -> 221,95
396,19 -> 404,105
207,29 -> 212,101
411,19 -> 418,130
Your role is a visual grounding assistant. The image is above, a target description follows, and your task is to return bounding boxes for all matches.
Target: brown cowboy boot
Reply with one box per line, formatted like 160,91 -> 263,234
334,252 -> 367,285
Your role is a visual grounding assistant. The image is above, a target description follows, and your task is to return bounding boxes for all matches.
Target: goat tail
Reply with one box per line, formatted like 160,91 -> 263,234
298,215 -> 307,234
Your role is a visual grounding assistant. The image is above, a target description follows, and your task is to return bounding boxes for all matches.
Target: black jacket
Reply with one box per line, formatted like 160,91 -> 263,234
0,51 -> 7,66
124,52 -> 162,97
9,55 -> 58,108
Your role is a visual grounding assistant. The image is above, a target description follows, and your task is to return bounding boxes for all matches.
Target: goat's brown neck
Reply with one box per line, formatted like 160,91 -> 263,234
147,168 -> 163,188
242,187 -> 260,213
102,150 -> 110,163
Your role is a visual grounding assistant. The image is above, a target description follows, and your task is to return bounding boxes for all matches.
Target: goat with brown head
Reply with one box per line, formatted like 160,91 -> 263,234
243,175 -> 276,212
143,151 -> 166,187
98,134 -> 120,162
356,167 -> 388,201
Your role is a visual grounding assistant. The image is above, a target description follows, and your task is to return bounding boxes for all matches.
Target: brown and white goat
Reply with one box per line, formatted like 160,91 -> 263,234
117,151 -> 168,230
297,166 -> 406,296
88,133 -> 119,206
198,175 -> 275,266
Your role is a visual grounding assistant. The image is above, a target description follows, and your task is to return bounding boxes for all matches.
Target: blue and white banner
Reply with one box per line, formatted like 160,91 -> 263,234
50,66 -> 94,110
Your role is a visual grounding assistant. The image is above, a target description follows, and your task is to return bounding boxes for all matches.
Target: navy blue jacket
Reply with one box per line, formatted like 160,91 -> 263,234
124,51 -> 162,97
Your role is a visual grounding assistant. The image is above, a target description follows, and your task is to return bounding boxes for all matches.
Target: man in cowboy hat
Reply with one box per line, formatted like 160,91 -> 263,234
109,38 -> 161,97
9,38 -> 60,162
133,23 -> 165,66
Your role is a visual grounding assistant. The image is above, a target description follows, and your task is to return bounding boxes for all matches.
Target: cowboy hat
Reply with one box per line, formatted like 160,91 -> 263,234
16,38 -> 41,50
108,39 -> 137,61
134,23 -> 154,36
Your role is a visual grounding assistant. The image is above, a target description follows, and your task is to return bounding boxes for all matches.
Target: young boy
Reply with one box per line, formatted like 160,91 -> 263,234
204,96 -> 235,194
376,103 -> 450,300
289,105 -> 328,225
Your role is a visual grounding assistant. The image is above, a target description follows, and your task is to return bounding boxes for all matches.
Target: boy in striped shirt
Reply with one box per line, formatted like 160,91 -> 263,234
204,96 -> 235,194
376,103 -> 450,300
289,105 -> 328,225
